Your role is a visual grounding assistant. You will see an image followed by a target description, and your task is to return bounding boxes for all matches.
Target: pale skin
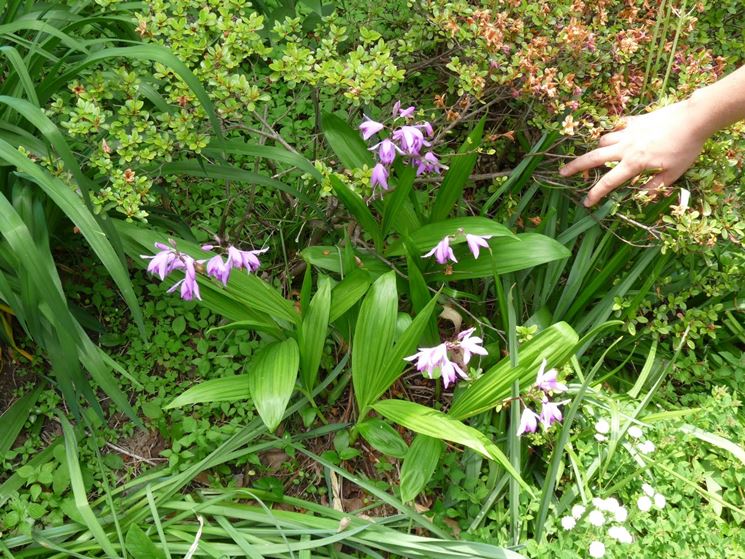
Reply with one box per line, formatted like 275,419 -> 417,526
560,65 -> 745,207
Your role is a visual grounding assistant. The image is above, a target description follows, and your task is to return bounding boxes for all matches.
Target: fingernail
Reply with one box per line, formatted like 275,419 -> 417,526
559,167 -> 568,176
582,196 -> 592,208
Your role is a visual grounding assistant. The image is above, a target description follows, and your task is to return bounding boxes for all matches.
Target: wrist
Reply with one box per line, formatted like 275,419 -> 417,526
685,88 -> 719,141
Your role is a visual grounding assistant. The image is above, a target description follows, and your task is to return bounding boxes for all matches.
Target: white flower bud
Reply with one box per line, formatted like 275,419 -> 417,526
654,493 -> 667,509
608,525 -> 633,544
595,419 -> 610,434
627,425 -> 643,439
589,541 -> 606,558
561,516 -> 576,530
571,504 -> 586,519
637,495 -> 652,512
587,509 -> 606,526
638,440 -> 656,454
614,506 -> 628,522
642,483 -> 655,497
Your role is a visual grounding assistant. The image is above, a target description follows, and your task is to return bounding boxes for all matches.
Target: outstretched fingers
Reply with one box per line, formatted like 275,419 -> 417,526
560,145 -> 622,177
584,161 -> 641,207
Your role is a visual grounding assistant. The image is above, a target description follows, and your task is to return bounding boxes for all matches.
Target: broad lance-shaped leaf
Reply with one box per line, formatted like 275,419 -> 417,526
373,399 -> 531,493
400,435 -> 443,502
428,233 -> 571,281
386,216 -> 517,257
330,175 -> 383,249
449,322 -> 579,420
329,269 -> 371,322
248,339 -> 300,432
321,111 -> 374,170
298,276 -> 331,391
357,419 -> 409,459
354,277 -> 441,416
429,117 -> 485,223
165,376 -> 251,409
352,272 -> 398,412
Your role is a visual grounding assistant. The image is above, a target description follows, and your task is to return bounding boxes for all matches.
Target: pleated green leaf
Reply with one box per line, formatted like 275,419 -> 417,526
357,418 -> 409,458
427,233 -> 571,281
248,339 -> 300,432
449,322 -> 579,420
330,175 -> 383,249
329,269 -> 371,322
387,216 -> 516,257
165,376 -> 251,409
352,272 -> 398,413
373,399 -> 531,492
321,112 -> 374,170
400,435 -> 443,502
298,277 -> 331,391
205,139 -> 323,181
429,117 -> 485,222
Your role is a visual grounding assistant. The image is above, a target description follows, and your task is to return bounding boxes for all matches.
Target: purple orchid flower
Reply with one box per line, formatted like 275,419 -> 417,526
359,116 -> 385,140
457,328 -> 488,364
142,242 -> 179,280
423,235 -> 457,265
392,126 -> 428,156
167,255 -> 201,301
206,254 -> 231,286
465,234 -> 492,259
534,359 -> 568,393
415,152 -> 444,176
539,398 -> 568,429
375,139 -> 398,165
404,343 -> 449,378
371,163 -> 389,191
398,105 -> 416,118
440,357 -> 468,389
227,245 -> 267,273
517,407 -> 540,436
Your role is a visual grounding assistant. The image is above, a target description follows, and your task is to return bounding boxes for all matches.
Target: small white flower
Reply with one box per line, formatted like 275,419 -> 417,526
561,516 -> 576,530
637,495 -> 653,512
592,497 -> 605,509
654,493 -> 667,509
571,504 -> 586,519
627,425 -> 643,439
608,525 -> 634,544
587,509 -> 606,526
641,483 -> 655,497
589,540 -> 606,558
595,419 -> 610,434
605,498 -> 620,511
614,506 -> 628,522
595,433 -> 607,442
678,188 -> 691,212
638,440 -> 656,454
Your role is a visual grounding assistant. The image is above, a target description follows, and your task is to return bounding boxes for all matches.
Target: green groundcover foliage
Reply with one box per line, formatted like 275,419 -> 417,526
0,0 -> 743,557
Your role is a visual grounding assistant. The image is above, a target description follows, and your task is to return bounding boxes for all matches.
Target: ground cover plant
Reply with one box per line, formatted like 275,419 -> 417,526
0,0 -> 743,557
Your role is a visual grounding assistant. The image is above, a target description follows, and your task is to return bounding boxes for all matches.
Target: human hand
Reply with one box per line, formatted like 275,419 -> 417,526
559,100 -> 708,207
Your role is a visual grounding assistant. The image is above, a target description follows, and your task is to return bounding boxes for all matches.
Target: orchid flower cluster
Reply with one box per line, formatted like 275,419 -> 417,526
359,101 -> 444,192
423,232 -> 492,265
141,240 -> 267,301
516,360 -> 570,436
404,327 -> 487,389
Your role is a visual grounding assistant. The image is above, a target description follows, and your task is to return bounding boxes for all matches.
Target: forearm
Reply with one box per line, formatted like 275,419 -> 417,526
687,65 -> 745,139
